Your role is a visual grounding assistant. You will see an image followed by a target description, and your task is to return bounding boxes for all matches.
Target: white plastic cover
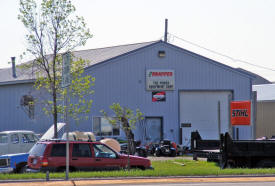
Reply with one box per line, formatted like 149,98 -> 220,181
61,131 -> 96,141
40,123 -> 66,140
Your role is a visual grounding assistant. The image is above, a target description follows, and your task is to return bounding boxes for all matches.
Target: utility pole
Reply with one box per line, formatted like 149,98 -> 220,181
164,19 -> 168,42
62,52 -> 71,181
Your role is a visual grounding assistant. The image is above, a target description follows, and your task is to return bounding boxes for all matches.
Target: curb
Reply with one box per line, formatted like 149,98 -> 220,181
2,174 -> 275,184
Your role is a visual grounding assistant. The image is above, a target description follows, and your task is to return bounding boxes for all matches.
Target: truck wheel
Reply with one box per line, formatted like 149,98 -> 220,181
155,150 -> 161,157
15,163 -> 27,173
170,150 -> 176,157
19,165 -> 27,173
57,167 -> 66,172
141,150 -> 147,157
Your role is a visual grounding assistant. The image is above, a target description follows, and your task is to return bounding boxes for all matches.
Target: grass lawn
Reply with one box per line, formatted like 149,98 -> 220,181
2,159 -> 275,180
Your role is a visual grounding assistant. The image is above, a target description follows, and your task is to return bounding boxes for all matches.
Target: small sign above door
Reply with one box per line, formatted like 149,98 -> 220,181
180,123 -> 191,128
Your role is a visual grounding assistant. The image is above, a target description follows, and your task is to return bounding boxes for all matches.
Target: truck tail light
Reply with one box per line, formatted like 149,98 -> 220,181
41,158 -> 48,167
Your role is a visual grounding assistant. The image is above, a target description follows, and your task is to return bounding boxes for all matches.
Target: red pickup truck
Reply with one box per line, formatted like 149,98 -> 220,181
27,140 -> 152,172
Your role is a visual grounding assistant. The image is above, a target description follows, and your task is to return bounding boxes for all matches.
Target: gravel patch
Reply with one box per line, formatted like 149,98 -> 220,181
148,156 -> 205,161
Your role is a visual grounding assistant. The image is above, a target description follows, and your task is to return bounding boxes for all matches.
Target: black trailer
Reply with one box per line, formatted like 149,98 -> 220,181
191,130 -> 275,168
220,132 -> 275,168
191,131 -> 220,162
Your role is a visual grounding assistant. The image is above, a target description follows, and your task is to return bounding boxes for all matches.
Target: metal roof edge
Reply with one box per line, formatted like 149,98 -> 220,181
0,41 -> 160,85
1,40 -> 255,85
162,41 -> 255,79
84,40 -> 162,71
0,79 -> 35,86
257,100 -> 275,103
74,40 -> 160,54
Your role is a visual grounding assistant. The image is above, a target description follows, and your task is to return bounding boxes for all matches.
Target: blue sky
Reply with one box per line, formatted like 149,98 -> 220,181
1,0 -> 275,81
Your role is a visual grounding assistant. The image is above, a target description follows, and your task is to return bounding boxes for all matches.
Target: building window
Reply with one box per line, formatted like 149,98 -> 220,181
158,50 -> 166,58
20,95 -> 35,119
93,117 -> 120,137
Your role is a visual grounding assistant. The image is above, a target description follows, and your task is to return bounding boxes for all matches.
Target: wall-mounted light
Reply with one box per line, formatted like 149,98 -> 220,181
158,50 -> 166,58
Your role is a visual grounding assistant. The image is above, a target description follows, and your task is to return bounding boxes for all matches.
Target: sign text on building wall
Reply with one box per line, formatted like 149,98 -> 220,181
146,70 -> 175,91
231,101 -> 251,125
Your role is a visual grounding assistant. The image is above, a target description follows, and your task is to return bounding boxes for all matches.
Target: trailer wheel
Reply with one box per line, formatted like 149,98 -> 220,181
207,157 -> 214,162
219,154 -> 227,169
155,150 -> 161,157
170,150 -> 176,157
256,160 -> 275,168
227,160 -> 235,168
193,153 -> 198,161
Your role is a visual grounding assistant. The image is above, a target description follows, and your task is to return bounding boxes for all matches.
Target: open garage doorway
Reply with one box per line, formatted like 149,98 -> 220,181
179,91 -> 232,147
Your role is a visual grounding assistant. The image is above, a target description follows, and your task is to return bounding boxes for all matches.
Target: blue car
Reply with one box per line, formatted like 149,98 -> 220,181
0,153 -> 29,173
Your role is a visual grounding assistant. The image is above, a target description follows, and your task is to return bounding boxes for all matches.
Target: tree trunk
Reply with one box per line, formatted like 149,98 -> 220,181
52,29 -> 58,139
126,130 -> 135,155
121,118 -> 135,155
52,82 -> 58,139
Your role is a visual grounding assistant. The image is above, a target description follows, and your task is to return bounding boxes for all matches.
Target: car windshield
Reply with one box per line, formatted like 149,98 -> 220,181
29,143 -> 46,156
93,144 -> 117,158
0,134 -> 8,143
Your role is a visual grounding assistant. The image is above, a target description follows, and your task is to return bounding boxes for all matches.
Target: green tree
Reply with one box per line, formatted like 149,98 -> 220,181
101,103 -> 144,155
18,0 -> 93,137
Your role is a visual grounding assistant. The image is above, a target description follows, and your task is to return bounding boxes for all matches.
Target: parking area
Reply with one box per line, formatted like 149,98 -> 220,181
148,155 -> 205,161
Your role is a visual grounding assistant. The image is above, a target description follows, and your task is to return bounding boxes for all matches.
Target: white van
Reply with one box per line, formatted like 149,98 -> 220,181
0,131 -> 39,155
0,123 -> 66,156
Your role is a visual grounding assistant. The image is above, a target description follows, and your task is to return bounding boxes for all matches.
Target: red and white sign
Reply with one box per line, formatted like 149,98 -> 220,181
231,101 -> 251,125
152,91 -> 166,102
146,70 -> 175,91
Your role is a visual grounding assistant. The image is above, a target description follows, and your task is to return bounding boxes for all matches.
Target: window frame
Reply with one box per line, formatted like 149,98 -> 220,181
22,133 -> 38,143
0,134 -> 8,144
20,95 -> 35,119
72,143 -> 92,158
92,116 -> 120,137
50,144 -> 66,157
93,143 -> 117,159
11,134 -> 19,144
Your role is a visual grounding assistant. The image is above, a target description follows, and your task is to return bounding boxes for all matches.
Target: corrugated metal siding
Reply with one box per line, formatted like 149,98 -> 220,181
256,102 -> 275,138
80,42 -> 252,140
0,83 -> 52,133
0,41 -> 253,141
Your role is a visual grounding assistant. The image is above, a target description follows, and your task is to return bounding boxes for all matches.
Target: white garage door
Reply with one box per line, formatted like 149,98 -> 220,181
180,91 -> 232,147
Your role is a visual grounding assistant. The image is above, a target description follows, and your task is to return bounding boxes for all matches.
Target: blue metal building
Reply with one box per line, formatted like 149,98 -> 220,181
0,40 -> 255,145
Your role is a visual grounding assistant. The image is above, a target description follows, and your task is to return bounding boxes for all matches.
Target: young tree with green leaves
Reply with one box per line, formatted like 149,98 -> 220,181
18,0 -> 93,138
101,103 -> 144,155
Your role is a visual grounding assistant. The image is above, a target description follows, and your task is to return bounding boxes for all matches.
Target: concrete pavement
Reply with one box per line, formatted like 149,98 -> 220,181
2,176 -> 275,186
